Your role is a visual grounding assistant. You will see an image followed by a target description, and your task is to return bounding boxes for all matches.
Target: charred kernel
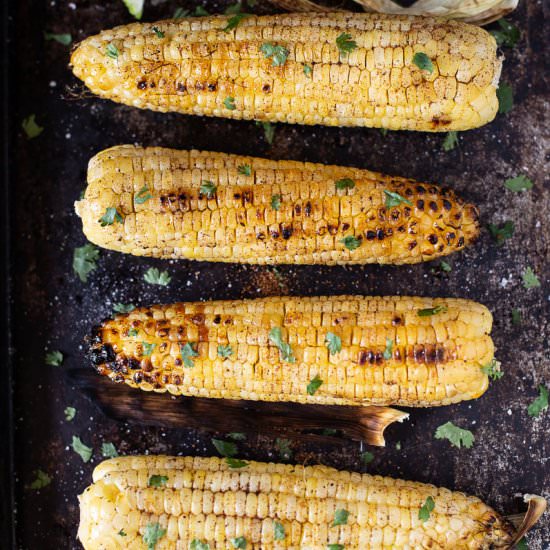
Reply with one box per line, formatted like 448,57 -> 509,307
446,232 -> 456,243
443,199 -> 452,211
438,244 -> 444,252
90,344 -> 116,365
142,361 -> 153,372
304,202 -> 312,216
427,234 -> 438,245
455,212 -> 462,220
242,190 -> 253,204
149,82 -> 156,88
342,223 -> 350,231
233,193 -> 241,200
270,230 -> 280,239
429,186 -> 438,194
191,314 -> 205,325
458,236 -> 465,247
281,225 -> 293,239
294,205 -> 301,215
177,326 -> 185,335
386,228 -> 393,237
397,225 -> 405,233
213,315 -> 221,324
358,350 -> 368,365
391,210 -> 400,221
157,328 -> 169,338
327,225 -> 338,235
375,352 -> 383,364
403,207 -> 411,218
392,316 -> 403,326
174,357 -> 182,366
256,232 -> 265,240
113,373 -> 125,383
366,230 -> 376,240
404,188 -> 413,196
262,83 -> 271,92
162,374 -> 170,384
128,358 -> 141,370
137,80 -> 147,89
415,186 -> 426,194
366,351 -> 376,364
408,241 -> 417,250
376,229 -> 385,240
207,83 -> 217,91
413,345 -> 426,363
172,375 -> 182,385
195,82 -> 204,91
133,371 -> 144,383
416,199 -> 424,210
426,346 -> 437,363
429,201 -> 438,211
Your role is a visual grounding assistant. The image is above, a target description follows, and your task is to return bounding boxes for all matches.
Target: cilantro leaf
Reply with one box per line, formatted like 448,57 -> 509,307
269,327 -> 296,363
256,121 -> 276,144
224,2 -> 244,14
142,342 -> 156,357
333,509 -> 350,526
271,194 -> 281,211
148,474 -> 168,487
504,175 -> 533,192
515,538 -> 528,550
439,260 -> 452,273
122,0 -> 144,19
383,338 -> 393,360
260,43 -> 289,67
384,190 -> 412,208
275,437 -> 293,461
224,96 -> 236,110
113,303 -> 135,314
223,13 -> 250,32
71,436 -> 93,462
412,52 -> 434,73
273,521 -> 285,541
143,267 -> 171,286
522,267 -> 540,289
237,164 -> 251,176
335,178 -> 355,191
490,19 -> 520,48
227,432 -> 246,441
127,328 -> 139,337
101,442 -> 118,458
44,32 -> 72,46
64,406 -> 76,421
73,243 -> 100,282
118,529 -> 127,536
99,207 -> 123,226
212,438 -> 237,457
361,451 -> 374,465
190,541 -> 210,550
231,536 -> 247,549
152,26 -> 165,39
303,64 -> 312,77
434,421 -> 474,449
22,114 -> 44,139
418,496 -> 435,522
226,457 -> 248,469
417,305 -> 447,317
143,522 -> 167,550
180,342 -> 199,367
105,43 -> 119,59
340,235 -> 361,251
217,344 -> 233,358
442,131 -> 459,151
527,385 -> 548,417
511,308 -> 522,325
27,469 -> 52,489
497,83 -> 513,114
325,332 -> 342,355
192,6 -> 209,16
327,546 -> 344,550
336,33 -> 357,56
487,221 -> 514,245
200,180 -> 217,198
480,359 -> 503,380
135,185 -> 152,204
45,350 -> 63,366
307,374 -> 323,396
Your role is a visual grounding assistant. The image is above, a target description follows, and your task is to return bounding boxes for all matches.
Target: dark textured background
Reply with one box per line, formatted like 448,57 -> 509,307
6,0 -> 549,548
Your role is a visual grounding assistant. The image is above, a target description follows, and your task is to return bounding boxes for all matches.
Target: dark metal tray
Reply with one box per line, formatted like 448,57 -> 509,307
3,0 -> 548,548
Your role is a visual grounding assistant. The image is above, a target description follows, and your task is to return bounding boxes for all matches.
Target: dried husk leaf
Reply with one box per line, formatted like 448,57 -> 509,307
269,0 -> 518,25
506,495 -> 547,547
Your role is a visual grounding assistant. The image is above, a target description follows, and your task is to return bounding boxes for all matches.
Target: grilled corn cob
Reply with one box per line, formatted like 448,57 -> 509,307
70,13 -> 501,132
75,145 -> 479,265
78,455 -> 515,549
90,295 -> 493,407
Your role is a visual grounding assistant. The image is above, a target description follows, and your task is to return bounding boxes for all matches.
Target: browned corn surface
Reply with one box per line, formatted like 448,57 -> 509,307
70,13 -> 501,131
78,455 -> 515,549
90,295 -> 492,407
75,146 -> 479,265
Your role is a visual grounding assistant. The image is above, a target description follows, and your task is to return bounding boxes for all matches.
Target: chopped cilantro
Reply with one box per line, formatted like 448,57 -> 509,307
22,114 -> 44,139
522,267 -> 540,289
434,421 -> 474,449
269,327 -> 295,363
143,522 -> 167,549
148,475 -> 168,487
335,178 -> 355,191
45,350 -> 63,366
71,435 -> 93,462
73,244 -> 99,282
101,442 -> 118,458
64,406 -> 76,421
105,43 -> 119,59
27,470 -> 52,489
487,220 -> 514,245
143,267 -> 171,286
260,43 -> 289,67
383,338 -> 393,360
200,180 -> 217,198
418,496 -> 435,522
504,175 -> 533,192
325,332 -> 342,355
224,96 -> 236,110
527,385 -> 548,417
217,344 -> 233,358
99,207 -> 123,226
180,342 -> 199,367
340,235 -> 361,251
333,509 -> 350,526
497,83 -> 513,114
336,33 -> 357,56
412,52 -> 434,73
44,32 -> 72,46
384,190 -> 412,208
307,375 -> 323,396
135,185 -> 152,204
417,305 -> 447,317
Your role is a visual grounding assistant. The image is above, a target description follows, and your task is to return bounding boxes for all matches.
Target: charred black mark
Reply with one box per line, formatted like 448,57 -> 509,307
176,82 -> 187,92
137,80 -> 147,90
427,234 -> 438,245
408,241 -> 417,250
429,201 -> 438,212
442,200 -> 452,211
90,344 -> 115,365
416,199 -> 424,210
366,230 -> 376,241
304,202 -> 312,216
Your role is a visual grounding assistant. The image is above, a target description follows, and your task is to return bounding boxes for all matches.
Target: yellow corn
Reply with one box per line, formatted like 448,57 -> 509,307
78,455 -> 515,549
75,145 -> 479,265
70,13 -> 501,132
90,295 -> 493,407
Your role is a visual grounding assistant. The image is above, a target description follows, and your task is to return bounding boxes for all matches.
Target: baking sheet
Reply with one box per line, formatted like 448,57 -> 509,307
4,0 -> 549,548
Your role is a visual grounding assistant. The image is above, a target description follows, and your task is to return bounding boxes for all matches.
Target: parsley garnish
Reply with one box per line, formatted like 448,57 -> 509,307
487,221 -> 514,245
212,438 -> 237,457
152,26 -> 165,38
143,267 -> 171,286
269,327 -> 295,362
384,190 -> 412,208
497,83 -> 513,114
528,385 -> 549,417
101,442 -> 118,458
383,338 -> 393,360
73,243 -> 100,282
142,342 -> 156,356
180,342 -> 199,367
336,33 -> 357,56
333,509 -> 350,526
361,451 -> 374,465
190,541 -> 210,550
522,267 -> 540,289
335,178 -> 355,191
511,308 -> 522,325
273,521 -> 285,541
417,305 -> 447,317
135,185 -> 152,204
237,164 -> 251,176
105,43 -> 119,59
256,121 -> 276,144
27,470 -> 52,489
71,435 -> 93,462
22,114 -> 43,139
341,235 -> 361,251
224,96 -> 236,110
307,375 -> 323,396
127,328 -> 139,337
45,350 -> 63,366
64,406 -> 76,421
504,175 -> 533,191
271,194 -> 281,211
118,530 -> 127,537
143,523 -> 167,550
434,421 -> 474,448
303,64 -> 312,77
412,52 -> 434,73
223,13 -> 250,32
440,260 -> 452,273
217,344 -> 233,358
260,43 -> 289,67
325,332 -> 342,355
148,474 -> 168,487
226,458 -> 248,469
113,303 -> 135,314
44,32 -> 72,46
490,19 -> 520,48
275,437 -> 293,460
480,359 -> 503,380
200,180 -> 217,198
418,496 -> 435,522
99,207 -> 123,226
442,131 -> 459,151
231,536 -> 247,549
